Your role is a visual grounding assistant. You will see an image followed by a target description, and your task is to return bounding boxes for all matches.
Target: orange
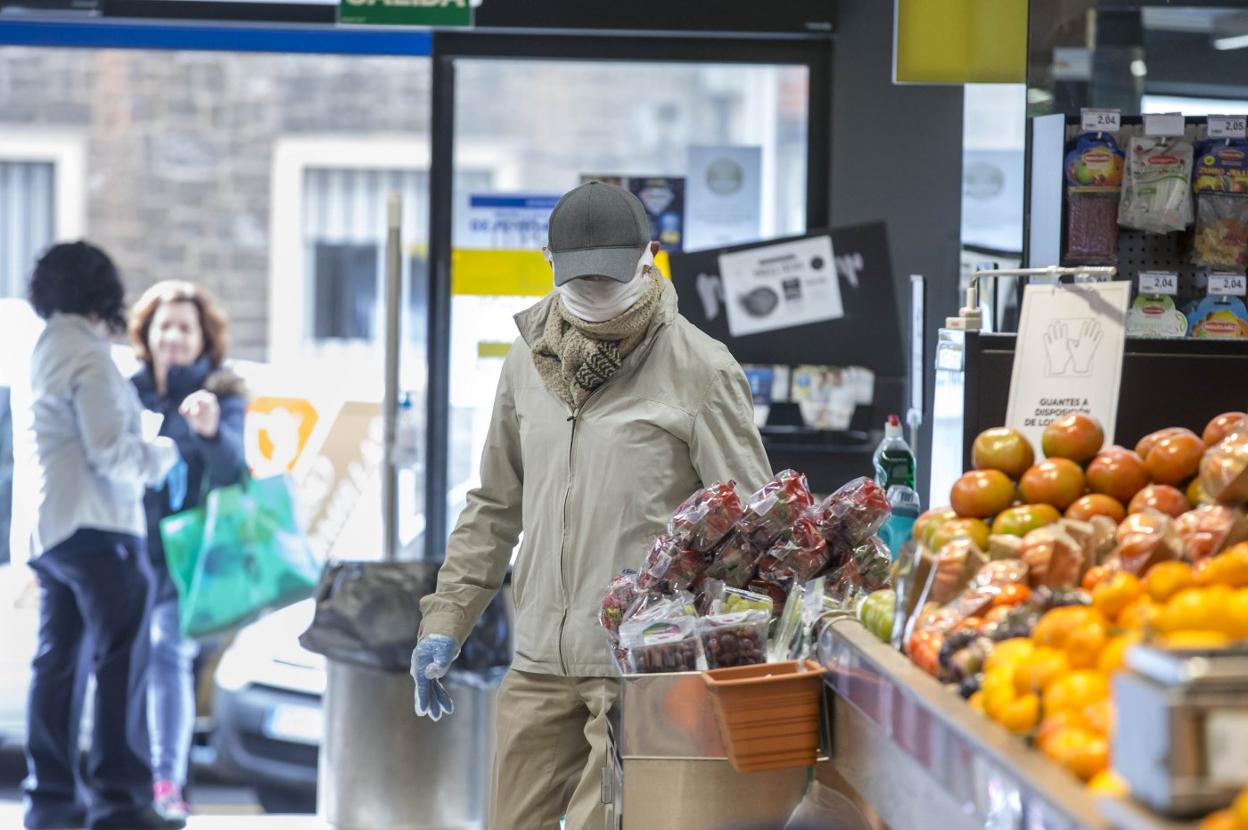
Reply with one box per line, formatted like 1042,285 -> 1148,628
1087,769 -> 1129,797
1044,670 -> 1110,718
982,667 -> 1017,721
1033,606 -> 1105,649
1065,618 -> 1111,669
1117,597 -> 1160,631
1157,586 -> 1233,634
1036,710 -> 1092,754
968,691 -> 986,714
1098,633 -> 1143,675
1082,564 -> 1115,592
1082,698 -> 1116,737
993,583 -> 1032,608
1093,572 -> 1144,620
1014,647 -> 1072,695
1145,560 -> 1197,603
999,693 -> 1040,734
1042,726 -> 1110,781
1233,789 -> 1248,829
985,639 -> 1036,673
1198,810 -> 1235,830
1198,544 -> 1248,588
1228,588 -> 1248,640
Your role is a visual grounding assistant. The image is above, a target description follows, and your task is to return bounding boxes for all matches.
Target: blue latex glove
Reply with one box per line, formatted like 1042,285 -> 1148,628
411,634 -> 458,721
166,455 -> 188,512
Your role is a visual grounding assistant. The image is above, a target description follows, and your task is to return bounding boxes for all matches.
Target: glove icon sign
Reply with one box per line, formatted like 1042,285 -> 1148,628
1043,318 -> 1104,377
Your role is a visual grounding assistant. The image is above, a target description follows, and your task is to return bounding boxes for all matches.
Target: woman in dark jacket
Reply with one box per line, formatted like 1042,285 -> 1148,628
129,281 -> 246,823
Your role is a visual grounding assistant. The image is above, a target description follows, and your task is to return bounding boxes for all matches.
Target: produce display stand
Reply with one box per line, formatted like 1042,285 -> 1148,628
816,617 -> 1200,830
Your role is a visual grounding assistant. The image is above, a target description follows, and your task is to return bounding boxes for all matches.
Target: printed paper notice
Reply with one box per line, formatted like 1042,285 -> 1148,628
718,235 -> 843,337
1006,282 -> 1130,449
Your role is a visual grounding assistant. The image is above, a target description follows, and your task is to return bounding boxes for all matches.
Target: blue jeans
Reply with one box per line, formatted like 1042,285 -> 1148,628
147,576 -> 198,788
24,529 -> 154,829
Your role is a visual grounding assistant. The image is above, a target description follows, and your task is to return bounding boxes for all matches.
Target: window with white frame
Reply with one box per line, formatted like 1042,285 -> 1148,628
0,134 -> 84,299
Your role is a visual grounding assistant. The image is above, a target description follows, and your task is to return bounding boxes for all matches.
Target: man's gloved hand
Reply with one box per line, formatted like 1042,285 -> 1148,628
411,635 -> 458,721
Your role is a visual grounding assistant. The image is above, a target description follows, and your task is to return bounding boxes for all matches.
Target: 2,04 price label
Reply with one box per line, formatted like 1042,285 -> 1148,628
1209,273 -> 1248,296
1081,108 -> 1121,133
1139,272 -> 1179,295
1208,115 -> 1248,139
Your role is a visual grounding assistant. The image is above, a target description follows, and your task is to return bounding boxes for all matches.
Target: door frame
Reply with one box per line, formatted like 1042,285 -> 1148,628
423,29 -> 833,554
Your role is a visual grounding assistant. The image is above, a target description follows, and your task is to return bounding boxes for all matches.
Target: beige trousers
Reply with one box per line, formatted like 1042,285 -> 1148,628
489,669 -> 619,830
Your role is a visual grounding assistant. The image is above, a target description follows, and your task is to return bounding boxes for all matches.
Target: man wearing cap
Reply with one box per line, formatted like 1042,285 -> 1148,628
411,182 -> 772,828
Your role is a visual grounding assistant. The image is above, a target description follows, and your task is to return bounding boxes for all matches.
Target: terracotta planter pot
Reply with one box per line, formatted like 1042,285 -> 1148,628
703,660 -> 826,773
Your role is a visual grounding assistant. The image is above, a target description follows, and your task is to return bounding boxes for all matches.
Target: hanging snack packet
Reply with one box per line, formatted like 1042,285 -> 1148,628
1187,295 -> 1248,339
704,528 -> 767,588
736,469 -> 815,548
757,515 -> 831,583
1193,140 -> 1248,268
1119,136 -> 1195,235
668,481 -> 744,553
638,535 -> 709,592
807,476 -> 891,546
1063,133 -> 1126,263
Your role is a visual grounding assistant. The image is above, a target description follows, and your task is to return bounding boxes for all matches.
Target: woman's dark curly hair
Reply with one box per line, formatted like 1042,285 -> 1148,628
28,241 -> 127,333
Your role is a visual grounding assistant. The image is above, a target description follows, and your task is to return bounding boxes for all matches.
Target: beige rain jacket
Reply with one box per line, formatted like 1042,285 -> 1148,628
418,279 -> 773,677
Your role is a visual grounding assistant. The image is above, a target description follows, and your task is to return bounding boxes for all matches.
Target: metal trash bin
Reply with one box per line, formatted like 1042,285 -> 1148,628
319,664 -> 505,830
307,566 -> 512,830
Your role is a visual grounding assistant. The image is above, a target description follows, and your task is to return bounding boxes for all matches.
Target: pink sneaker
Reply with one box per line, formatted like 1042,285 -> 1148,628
153,780 -> 190,824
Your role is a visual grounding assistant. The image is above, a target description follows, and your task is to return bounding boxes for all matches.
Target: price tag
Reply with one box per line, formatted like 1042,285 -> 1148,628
1143,112 -> 1186,137
1139,272 -> 1179,295
1206,711 -> 1248,786
1209,273 -> 1248,296
1208,115 -> 1248,140
1081,108 -> 1121,133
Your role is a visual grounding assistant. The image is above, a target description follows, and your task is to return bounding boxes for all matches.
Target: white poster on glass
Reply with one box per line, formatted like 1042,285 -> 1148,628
457,193 -> 560,249
717,235 -> 843,338
685,146 -> 762,251
1006,282 -> 1131,449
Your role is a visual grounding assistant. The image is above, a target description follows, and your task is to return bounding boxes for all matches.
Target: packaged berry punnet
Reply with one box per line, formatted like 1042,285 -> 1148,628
619,615 -> 703,674
668,481 -> 744,553
598,569 -> 640,643
704,529 -> 767,589
737,469 -> 815,548
698,610 -> 770,669
638,535 -> 708,592
808,477 -> 891,545
757,514 -> 831,583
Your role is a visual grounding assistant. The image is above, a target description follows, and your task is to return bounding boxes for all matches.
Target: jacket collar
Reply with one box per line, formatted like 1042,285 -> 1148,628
513,276 -> 679,348
133,355 -> 214,404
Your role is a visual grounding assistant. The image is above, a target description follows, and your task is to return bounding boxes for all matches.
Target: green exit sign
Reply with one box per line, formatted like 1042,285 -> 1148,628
339,0 -> 472,27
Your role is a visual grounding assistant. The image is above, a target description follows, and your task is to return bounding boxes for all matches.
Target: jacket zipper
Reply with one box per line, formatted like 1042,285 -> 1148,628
553,324 -> 668,675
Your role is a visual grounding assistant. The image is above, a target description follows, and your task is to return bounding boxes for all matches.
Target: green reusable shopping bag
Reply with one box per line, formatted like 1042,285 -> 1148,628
159,474 -> 321,639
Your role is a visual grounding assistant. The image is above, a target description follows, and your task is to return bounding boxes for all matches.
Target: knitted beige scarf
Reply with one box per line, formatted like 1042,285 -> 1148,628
531,276 -> 664,409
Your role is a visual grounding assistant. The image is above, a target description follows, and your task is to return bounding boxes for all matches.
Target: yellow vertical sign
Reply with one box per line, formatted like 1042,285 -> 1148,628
894,0 -> 1028,84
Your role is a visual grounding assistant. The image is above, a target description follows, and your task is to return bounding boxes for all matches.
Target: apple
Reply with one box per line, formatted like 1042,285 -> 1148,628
1203,412 -> 1248,447
1128,485 -> 1189,518
1065,494 -> 1127,523
929,517 -> 991,552
1019,459 -> 1087,511
1144,431 -> 1205,486
1042,413 -> 1104,464
972,428 -> 1036,479
950,470 -> 1015,519
1135,427 -> 1189,460
915,507 -> 958,547
992,504 -> 1063,537
1085,448 -> 1150,504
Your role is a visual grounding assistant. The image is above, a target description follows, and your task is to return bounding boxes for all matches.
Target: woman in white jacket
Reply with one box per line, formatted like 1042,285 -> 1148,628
24,242 -> 182,830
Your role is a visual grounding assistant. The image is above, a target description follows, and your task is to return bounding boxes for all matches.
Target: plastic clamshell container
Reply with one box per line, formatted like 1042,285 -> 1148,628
702,659 -> 826,773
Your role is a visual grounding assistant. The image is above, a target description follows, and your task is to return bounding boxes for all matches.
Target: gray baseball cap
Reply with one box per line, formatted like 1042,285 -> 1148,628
547,181 -> 650,286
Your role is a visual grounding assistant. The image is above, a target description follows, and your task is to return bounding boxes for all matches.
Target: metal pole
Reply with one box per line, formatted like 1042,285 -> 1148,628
382,191 -> 402,562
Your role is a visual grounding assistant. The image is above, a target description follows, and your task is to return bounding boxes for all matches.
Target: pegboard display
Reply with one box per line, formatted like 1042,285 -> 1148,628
1059,116 -> 1246,303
